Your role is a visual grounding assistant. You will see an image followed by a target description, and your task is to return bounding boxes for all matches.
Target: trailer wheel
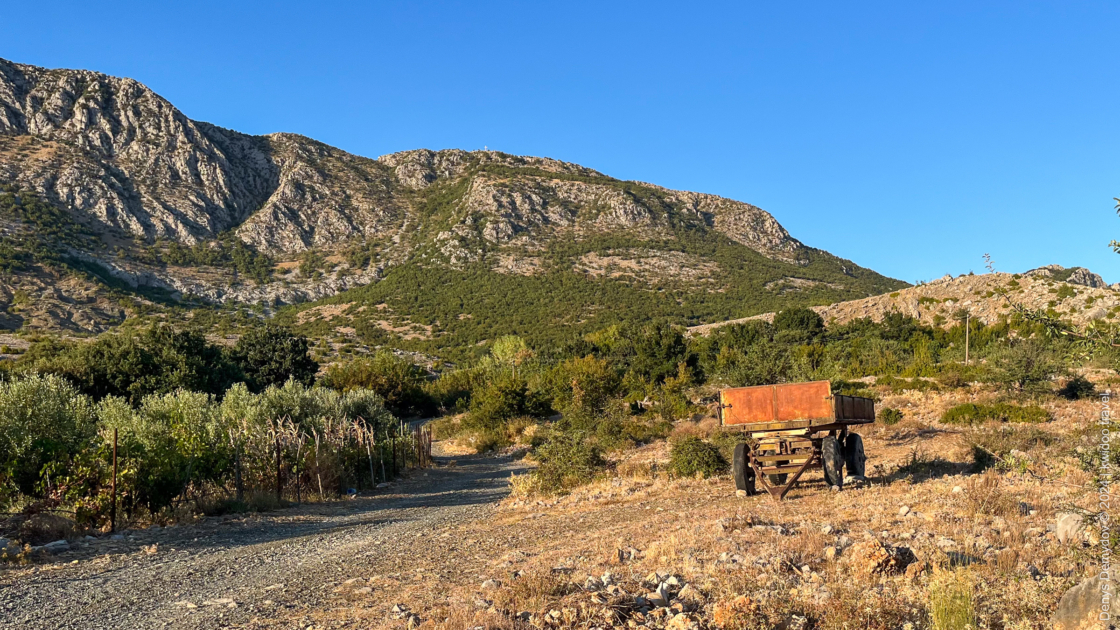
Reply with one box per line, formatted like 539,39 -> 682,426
768,472 -> 788,486
843,433 -> 866,477
822,436 -> 844,488
732,443 -> 755,495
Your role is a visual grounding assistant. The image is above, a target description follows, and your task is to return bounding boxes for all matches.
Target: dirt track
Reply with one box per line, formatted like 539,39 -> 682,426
0,452 -> 521,630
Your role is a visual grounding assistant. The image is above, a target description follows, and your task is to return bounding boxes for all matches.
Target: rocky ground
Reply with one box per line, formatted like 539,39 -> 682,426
0,452 -> 523,630
0,385 -> 1110,630
690,268 -> 1120,335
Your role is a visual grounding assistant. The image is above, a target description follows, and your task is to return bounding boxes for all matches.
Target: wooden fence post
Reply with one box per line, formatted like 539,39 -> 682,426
367,440 -> 376,489
111,428 -> 118,532
275,435 -> 282,503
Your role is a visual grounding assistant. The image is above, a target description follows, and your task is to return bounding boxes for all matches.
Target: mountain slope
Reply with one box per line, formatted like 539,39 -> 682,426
689,268 -> 1120,337
0,57 -> 906,344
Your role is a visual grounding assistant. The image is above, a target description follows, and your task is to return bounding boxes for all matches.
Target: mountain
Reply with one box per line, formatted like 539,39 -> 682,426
689,268 -> 1120,337
0,57 -> 906,350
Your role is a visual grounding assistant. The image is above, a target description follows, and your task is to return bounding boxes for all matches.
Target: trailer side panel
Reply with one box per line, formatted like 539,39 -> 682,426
720,381 -> 834,426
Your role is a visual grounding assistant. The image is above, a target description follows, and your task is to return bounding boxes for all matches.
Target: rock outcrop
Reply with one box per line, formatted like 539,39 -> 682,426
689,271 -> 1120,335
1026,265 -> 1108,289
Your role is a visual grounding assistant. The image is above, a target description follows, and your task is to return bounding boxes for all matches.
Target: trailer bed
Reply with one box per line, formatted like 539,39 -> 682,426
718,380 -> 875,500
718,380 -> 874,429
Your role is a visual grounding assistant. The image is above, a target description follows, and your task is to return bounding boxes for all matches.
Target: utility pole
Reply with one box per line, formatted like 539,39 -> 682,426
964,312 -> 970,366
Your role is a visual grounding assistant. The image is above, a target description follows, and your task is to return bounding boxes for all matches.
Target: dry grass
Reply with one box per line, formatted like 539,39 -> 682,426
962,471 -> 1018,518
929,567 -> 976,630
271,385 -> 1102,629
490,569 -> 576,613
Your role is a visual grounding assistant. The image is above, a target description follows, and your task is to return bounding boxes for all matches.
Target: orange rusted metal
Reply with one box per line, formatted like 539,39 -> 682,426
719,380 -> 835,426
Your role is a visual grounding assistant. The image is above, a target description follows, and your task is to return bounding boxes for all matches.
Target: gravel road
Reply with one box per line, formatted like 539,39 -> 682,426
0,451 -> 521,630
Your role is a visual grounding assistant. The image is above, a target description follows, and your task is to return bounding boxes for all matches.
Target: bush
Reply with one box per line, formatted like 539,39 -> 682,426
941,402 -> 1050,425
1058,375 -> 1096,400
668,437 -> 727,478
323,351 -> 435,417
990,339 -> 1061,396
878,407 -> 903,425
710,342 -> 792,387
425,366 -> 491,412
98,390 -> 229,512
773,307 -> 824,339
876,375 -> 939,392
34,325 -> 242,404
544,355 -> 621,414
612,322 -> 693,385
232,325 -> 318,391
532,431 -> 605,493
559,398 -> 668,452
464,375 -> 549,436
222,380 -> 394,434
0,374 -> 96,496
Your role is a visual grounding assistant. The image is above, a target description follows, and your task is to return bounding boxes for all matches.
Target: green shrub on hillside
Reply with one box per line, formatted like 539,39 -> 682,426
142,234 -> 273,283
461,375 -> 550,450
223,380 -> 394,432
709,342 -> 792,387
98,390 -> 229,512
614,322 -> 694,386
424,366 -> 490,412
558,398 -> 670,452
990,339 -> 1062,396
544,354 -> 621,414
0,375 -> 96,496
773,307 -> 824,342
941,402 -> 1050,425
532,431 -> 606,494
323,351 -> 434,417
668,437 -> 727,478
879,407 -> 904,425
876,375 -> 940,392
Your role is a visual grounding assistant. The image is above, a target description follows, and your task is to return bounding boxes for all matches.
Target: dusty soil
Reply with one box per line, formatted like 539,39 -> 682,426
293,387 -> 1104,630
0,452 -> 524,630
0,387 -> 1108,630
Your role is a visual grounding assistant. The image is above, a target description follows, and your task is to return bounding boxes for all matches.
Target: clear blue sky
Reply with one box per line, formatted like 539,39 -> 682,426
3,1 -> 1118,283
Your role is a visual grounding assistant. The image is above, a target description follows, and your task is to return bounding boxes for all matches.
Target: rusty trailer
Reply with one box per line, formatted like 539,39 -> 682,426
717,380 -> 874,500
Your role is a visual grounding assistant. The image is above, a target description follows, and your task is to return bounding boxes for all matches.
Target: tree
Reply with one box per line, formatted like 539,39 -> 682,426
34,325 -> 242,404
0,374 -> 96,495
232,325 -> 318,392
773,307 -> 824,342
322,351 -> 434,417
991,338 -> 1061,396
613,322 -> 693,385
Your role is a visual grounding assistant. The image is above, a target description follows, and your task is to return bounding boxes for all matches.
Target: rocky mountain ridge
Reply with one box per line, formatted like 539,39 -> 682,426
0,57 -> 902,339
689,268 -> 1119,336
0,58 -> 800,261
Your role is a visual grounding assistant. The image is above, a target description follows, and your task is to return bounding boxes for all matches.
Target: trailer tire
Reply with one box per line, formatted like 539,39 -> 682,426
768,472 -> 788,486
843,433 -> 866,477
822,436 -> 844,489
732,443 -> 755,495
